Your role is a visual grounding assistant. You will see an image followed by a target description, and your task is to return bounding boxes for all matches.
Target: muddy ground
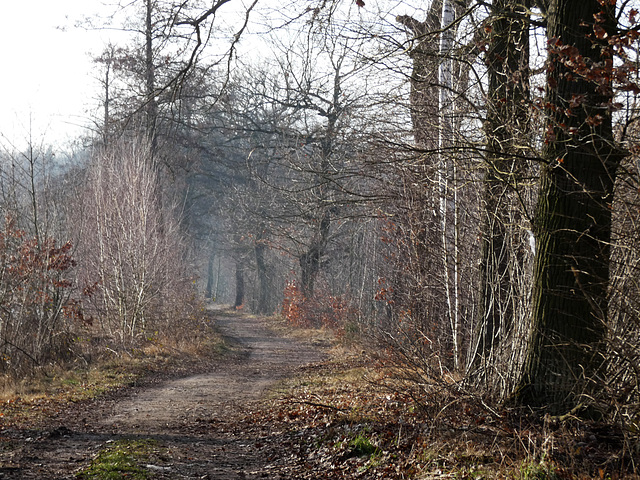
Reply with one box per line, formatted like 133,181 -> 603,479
0,310 -> 329,479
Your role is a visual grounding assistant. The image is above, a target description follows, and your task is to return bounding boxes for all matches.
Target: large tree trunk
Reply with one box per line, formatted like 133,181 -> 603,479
397,1 -> 442,153
396,6 -> 450,345
513,0 -> 620,413
471,0 -> 530,381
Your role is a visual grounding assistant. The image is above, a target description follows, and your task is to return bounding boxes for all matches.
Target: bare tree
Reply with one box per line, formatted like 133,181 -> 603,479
73,137 -> 196,342
468,0 -> 533,394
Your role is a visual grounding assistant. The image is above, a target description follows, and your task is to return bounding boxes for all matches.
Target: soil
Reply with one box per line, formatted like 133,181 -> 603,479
0,309 -> 329,479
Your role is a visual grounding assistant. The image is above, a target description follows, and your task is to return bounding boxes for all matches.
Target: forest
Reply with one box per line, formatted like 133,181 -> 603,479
2,0 -> 640,477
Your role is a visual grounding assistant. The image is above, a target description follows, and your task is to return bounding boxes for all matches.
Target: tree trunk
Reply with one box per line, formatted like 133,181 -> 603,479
438,0 -> 461,368
205,250 -> 215,300
396,6 -> 452,351
299,210 -> 331,298
234,261 -> 245,308
472,0 -> 530,379
255,232 -> 269,314
397,1 -> 442,152
513,0 -> 620,413
103,52 -> 111,145
145,0 -> 158,158
214,254 -> 222,301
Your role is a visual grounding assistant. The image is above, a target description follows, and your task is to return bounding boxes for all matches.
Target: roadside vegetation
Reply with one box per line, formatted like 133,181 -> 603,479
0,311 -> 225,428
254,344 -> 633,480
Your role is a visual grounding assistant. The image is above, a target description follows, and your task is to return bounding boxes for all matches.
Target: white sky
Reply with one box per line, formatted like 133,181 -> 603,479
0,0 -> 117,149
0,0 -> 419,150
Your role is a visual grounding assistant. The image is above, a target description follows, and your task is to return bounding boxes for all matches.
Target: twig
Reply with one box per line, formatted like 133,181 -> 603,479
288,400 -> 349,412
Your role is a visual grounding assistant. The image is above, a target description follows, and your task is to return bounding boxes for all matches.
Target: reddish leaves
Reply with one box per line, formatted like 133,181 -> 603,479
281,280 -> 358,332
0,216 -> 87,377
546,12 -> 640,102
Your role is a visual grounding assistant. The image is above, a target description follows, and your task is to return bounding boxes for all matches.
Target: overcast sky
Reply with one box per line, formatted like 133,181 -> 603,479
0,0 -> 117,149
0,0 -> 418,150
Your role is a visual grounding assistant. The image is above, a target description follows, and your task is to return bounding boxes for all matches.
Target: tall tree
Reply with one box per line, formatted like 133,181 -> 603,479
471,0 -> 531,385
396,3 -> 450,342
437,0 -> 462,369
513,0 -> 621,412
396,0 -> 482,369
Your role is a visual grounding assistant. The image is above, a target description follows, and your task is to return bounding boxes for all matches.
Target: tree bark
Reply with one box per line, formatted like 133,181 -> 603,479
438,0 -> 461,369
472,0 -> 530,377
513,0 -> 620,412
397,1 -> 442,152
205,250 -> 215,300
145,0 -> 158,158
299,210 -> 331,298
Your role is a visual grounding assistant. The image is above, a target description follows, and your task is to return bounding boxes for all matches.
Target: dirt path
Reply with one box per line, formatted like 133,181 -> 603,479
0,311 -> 328,479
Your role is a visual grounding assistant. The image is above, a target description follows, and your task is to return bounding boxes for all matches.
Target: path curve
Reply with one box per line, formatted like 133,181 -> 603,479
1,310 -> 328,479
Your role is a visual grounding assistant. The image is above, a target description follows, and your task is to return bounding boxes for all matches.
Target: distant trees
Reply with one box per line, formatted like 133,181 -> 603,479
243,22 -> 388,323
77,0 -> 640,422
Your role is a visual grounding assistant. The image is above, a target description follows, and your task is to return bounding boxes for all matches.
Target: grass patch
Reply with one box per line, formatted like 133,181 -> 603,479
76,438 -> 156,479
265,315 -> 336,347
519,461 -> 562,480
0,364 -> 139,426
346,432 -> 378,458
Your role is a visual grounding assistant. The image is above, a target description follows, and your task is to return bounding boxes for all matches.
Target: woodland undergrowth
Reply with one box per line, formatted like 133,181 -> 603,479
277,300 -> 640,479
251,347 -> 637,479
1,307 -> 639,479
0,310 -> 223,427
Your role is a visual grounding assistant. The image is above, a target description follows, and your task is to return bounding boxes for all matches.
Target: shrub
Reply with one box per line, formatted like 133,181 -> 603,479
0,216 -> 81,378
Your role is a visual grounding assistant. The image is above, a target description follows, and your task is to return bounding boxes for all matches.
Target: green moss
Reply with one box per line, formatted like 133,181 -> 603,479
76,439 -> 156,479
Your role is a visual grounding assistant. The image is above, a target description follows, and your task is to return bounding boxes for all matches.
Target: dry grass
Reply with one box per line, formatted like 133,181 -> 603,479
0,315 -> 227,427
263,314 -> 370,361
257,346 -> 640,479
3,310 -> 635,478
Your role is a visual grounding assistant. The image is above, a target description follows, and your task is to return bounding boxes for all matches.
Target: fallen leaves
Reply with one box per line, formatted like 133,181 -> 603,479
225,353 -> 637,479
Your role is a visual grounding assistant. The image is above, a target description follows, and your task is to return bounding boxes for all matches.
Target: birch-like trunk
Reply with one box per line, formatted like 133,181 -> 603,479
438,0 -> 460,369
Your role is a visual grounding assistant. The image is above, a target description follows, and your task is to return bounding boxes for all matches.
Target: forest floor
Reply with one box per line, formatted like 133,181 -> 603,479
0,307 -> 637,479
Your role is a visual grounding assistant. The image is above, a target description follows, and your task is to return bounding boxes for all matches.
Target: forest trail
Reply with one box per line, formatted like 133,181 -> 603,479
0,309 -> 329,479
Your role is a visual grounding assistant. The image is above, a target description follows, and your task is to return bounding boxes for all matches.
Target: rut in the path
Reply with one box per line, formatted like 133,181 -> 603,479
0,311 -> 328,479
